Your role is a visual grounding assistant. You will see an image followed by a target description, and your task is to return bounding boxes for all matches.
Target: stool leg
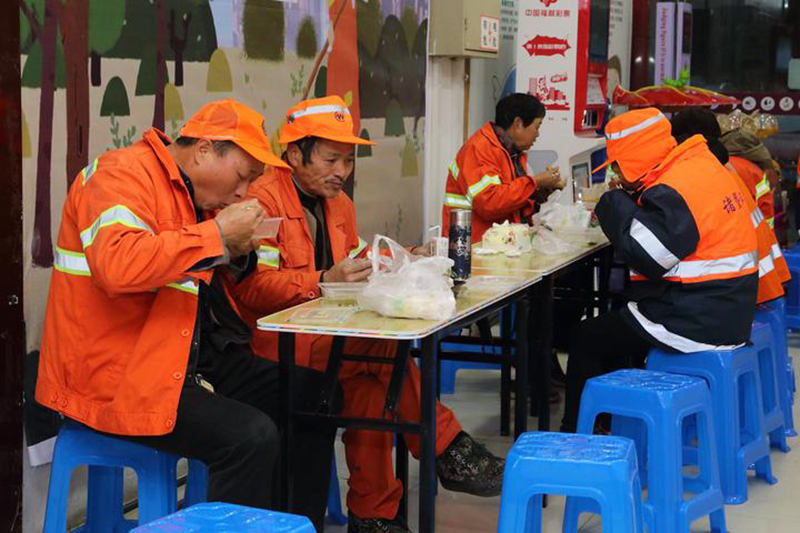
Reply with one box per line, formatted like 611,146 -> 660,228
134,456 -> 175,524
526,493 -> 544,532
83,466 -> 126,532
43,460 -> 75,533
742,370 -> 778,487
709,508 -> 727,533
184,460 -> 209,508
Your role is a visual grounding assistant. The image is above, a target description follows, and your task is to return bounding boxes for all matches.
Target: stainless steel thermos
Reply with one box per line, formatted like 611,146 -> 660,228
448,209 -> 471,282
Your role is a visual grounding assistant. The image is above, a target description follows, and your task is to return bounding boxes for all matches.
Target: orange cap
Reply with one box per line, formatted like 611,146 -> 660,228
180,99 -> 289,170
279,96 -> 375,146
593,108 -> 677,184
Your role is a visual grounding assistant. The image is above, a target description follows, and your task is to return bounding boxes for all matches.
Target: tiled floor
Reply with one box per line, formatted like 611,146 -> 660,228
326,337 -> 800,532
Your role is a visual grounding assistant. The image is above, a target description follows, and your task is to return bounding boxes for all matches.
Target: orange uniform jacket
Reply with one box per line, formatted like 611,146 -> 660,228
729,155 -> 775,228
234,167 -> 369,369
726,164 -> 790,303
36,129 -> 226,436
441,122 -> 537,243
597,136 -> 758,352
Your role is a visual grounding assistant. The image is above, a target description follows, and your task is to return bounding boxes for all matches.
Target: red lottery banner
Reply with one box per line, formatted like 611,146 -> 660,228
522,35 -> 571,57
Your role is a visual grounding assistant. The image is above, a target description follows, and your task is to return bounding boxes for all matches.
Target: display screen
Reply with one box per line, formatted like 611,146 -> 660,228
572,162 -> 591,190
589,0 -> 611,63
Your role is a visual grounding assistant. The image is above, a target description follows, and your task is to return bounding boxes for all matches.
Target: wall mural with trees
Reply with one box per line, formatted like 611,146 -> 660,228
20,0 -> 428,349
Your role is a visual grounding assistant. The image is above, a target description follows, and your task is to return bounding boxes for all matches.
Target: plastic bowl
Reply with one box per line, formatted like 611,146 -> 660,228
318,282 -> 367,303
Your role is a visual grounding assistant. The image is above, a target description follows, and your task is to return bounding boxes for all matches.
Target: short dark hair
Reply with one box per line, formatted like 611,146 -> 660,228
287,136 -> 321,166
174,136 -> 237,155
495,93 -> 546,129
670,109 -> 729,165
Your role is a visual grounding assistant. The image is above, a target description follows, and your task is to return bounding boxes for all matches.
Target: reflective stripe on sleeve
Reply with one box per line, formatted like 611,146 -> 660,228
759,253 -> 776,278
165,278 -> 199,295
663,250 -> 758,280
755,174 -> 771,199
629,218 -> 680,270
348,237 -> 368,259
54,247 -> 91,276
80,205 -> 154,249
448,160 -> 460,180
257,245 -> 280,268
81,158 -> 100,185
443,193 -> 472,209
467,174 -> 501,199
751,208 -> 764,228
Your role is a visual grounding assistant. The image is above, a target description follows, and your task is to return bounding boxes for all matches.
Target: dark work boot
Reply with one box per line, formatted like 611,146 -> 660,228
436,431 -> 504,497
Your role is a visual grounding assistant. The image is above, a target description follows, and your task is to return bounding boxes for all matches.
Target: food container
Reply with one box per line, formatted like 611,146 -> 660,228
253,217 -> 282,239
318,282 -> 367,305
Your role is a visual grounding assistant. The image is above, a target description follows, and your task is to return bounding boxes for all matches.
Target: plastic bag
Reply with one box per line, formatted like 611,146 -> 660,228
530,227 -> 579,255
358,235 -> 456,320
532,189 -> 592,231
479,221 -> 533,254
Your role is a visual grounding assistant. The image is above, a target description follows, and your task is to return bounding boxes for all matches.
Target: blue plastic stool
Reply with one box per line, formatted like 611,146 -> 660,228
568,369 -> 726,532
784,253 -> 800,330
184,459 -> 208,508
648,345 -> 778,504
497,432 -> 644,533
44,422 -> 178,533
326,457 -> 347,525
751,319 -> 791,451
760,299 -> 798,430
131,502 -> 315,532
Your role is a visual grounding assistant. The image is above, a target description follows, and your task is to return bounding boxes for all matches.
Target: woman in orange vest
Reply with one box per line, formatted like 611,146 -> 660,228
36,100 -> 337,529
234,97 -> 505,533
671,108 -> 790,303
561,108 -> 758,432
721,129 -> 776,229
441,93 -> 564,243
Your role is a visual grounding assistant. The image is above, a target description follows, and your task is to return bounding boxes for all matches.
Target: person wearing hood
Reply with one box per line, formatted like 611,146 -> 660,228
721,128 -> 778,229
560,108 -> 758,433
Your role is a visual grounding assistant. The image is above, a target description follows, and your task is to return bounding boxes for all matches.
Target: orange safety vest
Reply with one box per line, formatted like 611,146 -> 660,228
36,129 -> 226,436
598,135 -> 758,352
233,167 -> 372,370
729,155 -> 775,229
441,122 -> 537,243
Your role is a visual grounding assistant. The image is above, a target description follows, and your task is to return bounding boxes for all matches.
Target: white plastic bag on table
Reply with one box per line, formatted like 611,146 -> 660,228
532,189 -> 591,231
530,227 -> 579,255
358,235 -> 456,320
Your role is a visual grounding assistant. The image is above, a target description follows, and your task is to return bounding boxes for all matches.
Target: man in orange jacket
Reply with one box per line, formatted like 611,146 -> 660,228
722,129 -> 777,229
671,108 -> 790,303
561,108 -> 758,432
441,93 -> 564,243
234,96 -> 505,533
36,99 -> 337,529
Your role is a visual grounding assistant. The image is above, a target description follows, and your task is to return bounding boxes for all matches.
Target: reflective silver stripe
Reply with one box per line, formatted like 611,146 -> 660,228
606,112 -> 667,140
755,174 -> 770,199
257,245 -> 280,268
751,207 -> 764,228
759,253 -> 776,278
348,237 -> 368,259
444,193 -> 471,209
289,104 -> 350,121
630,219 -> 679,270
80,205 -> 153,249
663,250 -> 758,279
628,302 -> 744,353
165,278 -> 199,295
771,243 -> 783,262
448,160 -> 460,180
54,247 -> 91,276
467,174 -> 501,199
81,158 -> 99,185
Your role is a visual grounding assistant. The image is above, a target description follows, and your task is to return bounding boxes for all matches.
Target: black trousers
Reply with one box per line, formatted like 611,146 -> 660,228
560,309 -> 655,432
125,344 -> 337,532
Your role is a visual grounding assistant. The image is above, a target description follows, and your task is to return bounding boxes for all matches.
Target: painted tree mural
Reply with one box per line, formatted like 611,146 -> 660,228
20,0 -> 58,267
100,76 -> 130,117
243,0 -> 285,61
357,0 -> 382,57
89,0 -> 125,87
296,16 -> 317,59
207,49 -> 233,93
326,0 -> 360,132
62,0 -> 90,185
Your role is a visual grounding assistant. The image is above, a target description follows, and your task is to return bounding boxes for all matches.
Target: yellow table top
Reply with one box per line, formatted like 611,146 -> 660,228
472,230 -> 609,274
257,270 -> 542,340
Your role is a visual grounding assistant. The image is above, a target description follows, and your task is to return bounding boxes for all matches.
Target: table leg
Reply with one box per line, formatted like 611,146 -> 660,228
419,335 -> 437,533
278,332 -> 296,511
500,305 -> 512,436
395,434 -> 409,522
514,295 -> 530,438
531,276 -> 554,431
